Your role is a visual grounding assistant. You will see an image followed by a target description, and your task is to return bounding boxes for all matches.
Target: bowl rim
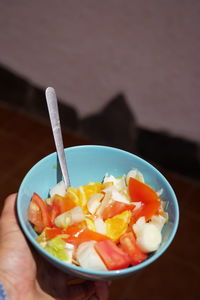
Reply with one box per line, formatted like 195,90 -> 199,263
17,145 -> 179,278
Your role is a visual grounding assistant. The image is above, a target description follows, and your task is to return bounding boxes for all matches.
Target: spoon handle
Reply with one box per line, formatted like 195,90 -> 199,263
45,87 -> 70,188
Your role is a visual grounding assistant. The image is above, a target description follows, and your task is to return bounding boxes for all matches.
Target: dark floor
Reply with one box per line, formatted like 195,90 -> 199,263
0,103 -> 199,300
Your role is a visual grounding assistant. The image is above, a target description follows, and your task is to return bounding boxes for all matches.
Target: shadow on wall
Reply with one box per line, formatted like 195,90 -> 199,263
79,94 -> 200,180
78,93 -> 138,153
0,64 -> 199,180
0,65 -> 78,130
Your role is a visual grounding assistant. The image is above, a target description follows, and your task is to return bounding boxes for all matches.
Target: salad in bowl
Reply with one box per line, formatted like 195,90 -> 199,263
28,168 -> 168,272
17,145 -> 179,280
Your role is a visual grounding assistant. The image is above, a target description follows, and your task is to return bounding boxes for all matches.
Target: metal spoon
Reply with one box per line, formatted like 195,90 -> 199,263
45,87 -> 70,188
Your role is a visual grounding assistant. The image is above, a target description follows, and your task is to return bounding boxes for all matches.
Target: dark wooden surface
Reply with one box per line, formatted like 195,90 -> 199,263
0,103 -> 199,300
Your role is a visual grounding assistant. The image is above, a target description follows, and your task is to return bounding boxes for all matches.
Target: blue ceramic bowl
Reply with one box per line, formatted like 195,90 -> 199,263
17,145 -> 179,280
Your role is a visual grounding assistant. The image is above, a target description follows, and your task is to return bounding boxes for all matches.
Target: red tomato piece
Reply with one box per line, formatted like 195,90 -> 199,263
101,201 -> 135,220
129,177 -> 159,203
28,193 -> 52,233
65,223 -> 86,236
64,228 -> 109,247
130,199 -> 161,224
140,200 -> 161,221
49,195 -> 76,223
45,227 -> 68,240
53,195 -> 76,213
32,193 -> 52,227
28,201 -> 44,233
120,232 -> 147,265
128,178 -> 161,223
94,240 -> 131,270
79,229 -> 109,243
49,203 -> 60,224
129,206 -> 144,226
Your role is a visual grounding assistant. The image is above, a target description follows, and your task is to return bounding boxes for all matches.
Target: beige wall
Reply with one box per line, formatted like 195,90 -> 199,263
0,0 -> 199,141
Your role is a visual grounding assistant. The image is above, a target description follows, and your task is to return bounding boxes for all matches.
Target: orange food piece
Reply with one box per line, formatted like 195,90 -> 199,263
49,194 -> 76,223
63,228 -> 109,247
129,177 -> 160,203
105,211 -> 132,242
101,201 -> 135,220
128,178 -> 161,223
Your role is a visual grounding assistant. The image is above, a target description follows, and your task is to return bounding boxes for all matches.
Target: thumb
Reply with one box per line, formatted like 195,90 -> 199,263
0,193 -> 17,224
0,193 -> 24,246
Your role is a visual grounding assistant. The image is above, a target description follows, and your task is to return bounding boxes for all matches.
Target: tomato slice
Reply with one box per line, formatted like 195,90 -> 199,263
44,223 -> 85,241
120,232 -> 147,265
28,201 -> 44,233
49,203 -> 60,224
53,194 -> 76,213
101,201 -> 135,220
129,177 -> 159,203
140,199 -> 161,221
49,195 -> 76,223
65,223 -> 86,236
79,229 -> 109,243
64,228 -> 109,247
94,239 -> 131,270
128,178 -> 161,223
32,193 -> 52,227
28,193 -> 52,233
130,200 -> 161,224
45,227 -> 68,240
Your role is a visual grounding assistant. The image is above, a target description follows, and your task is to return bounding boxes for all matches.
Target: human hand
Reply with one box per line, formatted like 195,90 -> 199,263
0,194 -> 109,300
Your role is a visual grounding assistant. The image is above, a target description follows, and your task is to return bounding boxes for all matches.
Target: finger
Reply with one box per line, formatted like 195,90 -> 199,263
0,194 -> 18,234
94,281 -> 110,300
0,193 -> 17,223
0,193 -> 27,248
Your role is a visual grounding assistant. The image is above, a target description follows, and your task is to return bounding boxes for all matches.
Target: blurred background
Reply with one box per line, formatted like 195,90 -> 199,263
0,1 -> 199,299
